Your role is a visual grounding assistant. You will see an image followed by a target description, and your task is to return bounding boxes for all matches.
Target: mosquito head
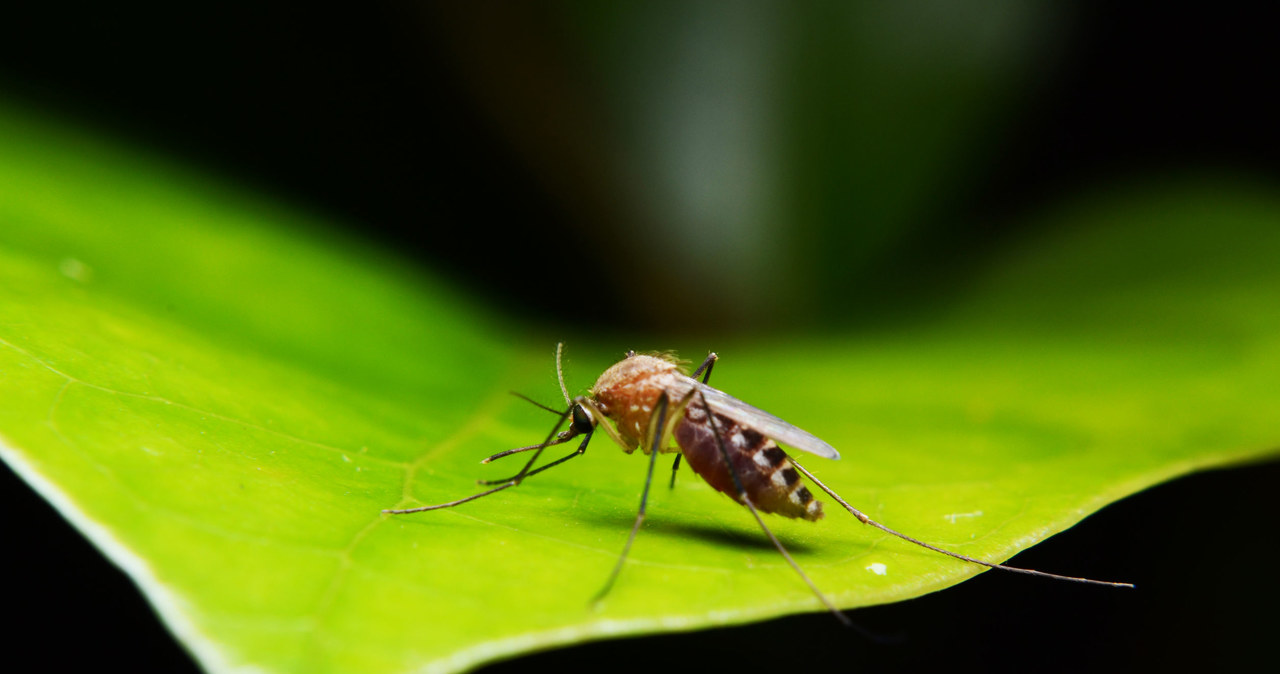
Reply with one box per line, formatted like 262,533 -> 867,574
570,398 -> 597,435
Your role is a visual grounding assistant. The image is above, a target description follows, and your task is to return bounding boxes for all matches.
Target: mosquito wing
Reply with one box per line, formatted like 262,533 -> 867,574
668,376 -> 841,460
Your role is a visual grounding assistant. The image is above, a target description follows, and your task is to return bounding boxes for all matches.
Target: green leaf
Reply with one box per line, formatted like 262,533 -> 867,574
1,105 -> 1277,674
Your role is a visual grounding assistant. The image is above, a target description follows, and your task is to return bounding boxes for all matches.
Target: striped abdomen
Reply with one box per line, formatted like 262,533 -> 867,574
674,403 -> 823,521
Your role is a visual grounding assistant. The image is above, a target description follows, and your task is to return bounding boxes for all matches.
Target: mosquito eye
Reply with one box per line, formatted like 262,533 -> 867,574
571,404 -> 595,433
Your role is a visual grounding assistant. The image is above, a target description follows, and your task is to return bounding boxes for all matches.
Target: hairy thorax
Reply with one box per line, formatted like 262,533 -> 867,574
589,354 -> 683,452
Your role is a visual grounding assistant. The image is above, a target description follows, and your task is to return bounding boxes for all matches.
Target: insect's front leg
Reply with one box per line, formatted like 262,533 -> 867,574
671,351 -> 719,489
695,390 -> 852,626
477,431 -> 593,485
382,407 -> 578,515
594,392 -> 669,602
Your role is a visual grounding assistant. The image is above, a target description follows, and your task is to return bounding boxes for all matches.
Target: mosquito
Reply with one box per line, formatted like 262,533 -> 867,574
383,344 -> 1132,625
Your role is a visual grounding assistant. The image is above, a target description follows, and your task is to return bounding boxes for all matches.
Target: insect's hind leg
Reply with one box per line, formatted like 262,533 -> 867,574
787,459 -> 1134,589
670,351 -> 719,489
696,390 -> 853,627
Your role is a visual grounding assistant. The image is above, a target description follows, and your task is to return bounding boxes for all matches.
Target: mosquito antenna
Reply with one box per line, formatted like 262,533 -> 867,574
511,391 -> 564,415
788,459 -> 1135,589
698,391 -> 854,627
555,342 -> 571,407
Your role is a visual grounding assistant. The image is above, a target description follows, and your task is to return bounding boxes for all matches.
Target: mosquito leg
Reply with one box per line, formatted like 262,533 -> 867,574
671,352 -> 717,490
478,432 -> 592,485
507,406 -> 573,485
593,392 -> 670,603
788,459 -> 1135,589
481,431 -> 576,464
382,483 -> 519,514
698,391 -> 854,627
385,433 -> 592,514
382,406 -> 573,516
691,351 -> 718,382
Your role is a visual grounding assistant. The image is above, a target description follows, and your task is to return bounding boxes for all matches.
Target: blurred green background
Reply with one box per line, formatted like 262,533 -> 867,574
2,2 -> 1276,672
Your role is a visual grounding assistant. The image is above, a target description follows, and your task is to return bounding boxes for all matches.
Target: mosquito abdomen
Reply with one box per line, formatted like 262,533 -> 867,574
675,404 -> 823,521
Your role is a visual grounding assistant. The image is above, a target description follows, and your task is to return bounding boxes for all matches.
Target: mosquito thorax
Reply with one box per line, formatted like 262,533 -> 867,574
589,353 -> 682,451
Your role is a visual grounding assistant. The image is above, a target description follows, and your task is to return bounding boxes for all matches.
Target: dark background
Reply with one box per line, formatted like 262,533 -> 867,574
2,2 -> 1277,672
3,2 -> 1276,333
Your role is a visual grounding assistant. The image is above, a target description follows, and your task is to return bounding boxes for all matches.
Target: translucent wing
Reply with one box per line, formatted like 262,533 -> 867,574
666,375 -> 841,460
